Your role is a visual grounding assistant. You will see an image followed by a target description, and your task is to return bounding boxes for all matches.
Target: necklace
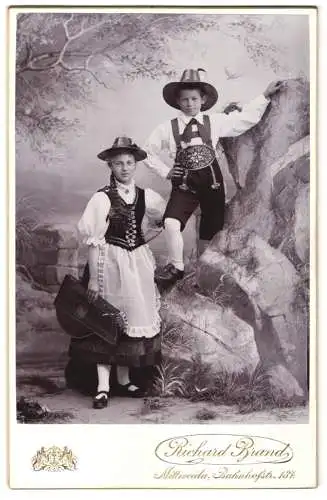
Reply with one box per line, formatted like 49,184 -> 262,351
116,181 -> 134,195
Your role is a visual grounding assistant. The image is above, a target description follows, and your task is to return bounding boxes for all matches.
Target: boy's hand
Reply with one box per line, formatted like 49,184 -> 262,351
147,218 -> 163,229
263,80 -> 284,99
223,102 -> 242,115
153,219 -> 164,228
87,278 -> 99,303
167,164 -> 185,180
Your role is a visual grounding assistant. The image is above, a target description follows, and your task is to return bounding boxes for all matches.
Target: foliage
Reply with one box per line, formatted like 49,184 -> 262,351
139,396 -> 168,415
15,12 -> 301,154
211,279 -> 235,308
15,12 -> 217,152
194,407 -> 217,421
17,396 -> 73,423
16,194 -> 41,266
224,15 -> 290,73
182,352 -> 214,398
16,193 -> 54,274
291,261 -> 310,315
179,353 -> 305,412
155,315 -> 306,411
160,317 -> 193,353
152,360 -> 187,397
161,322 -> 181,352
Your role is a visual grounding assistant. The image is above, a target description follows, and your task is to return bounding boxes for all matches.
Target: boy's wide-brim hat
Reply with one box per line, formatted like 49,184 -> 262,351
163,68 -> 218,111
97,136 -> 147,162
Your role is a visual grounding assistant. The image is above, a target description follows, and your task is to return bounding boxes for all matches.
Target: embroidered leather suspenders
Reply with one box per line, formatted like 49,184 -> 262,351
171,116 -> 221,191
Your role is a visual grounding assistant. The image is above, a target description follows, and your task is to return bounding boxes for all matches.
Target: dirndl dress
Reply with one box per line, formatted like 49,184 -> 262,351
68,181 -> 165,368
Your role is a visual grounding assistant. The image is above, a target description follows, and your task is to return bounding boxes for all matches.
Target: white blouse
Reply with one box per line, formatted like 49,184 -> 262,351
77,181 -> 166,247
143,94 -> 270,179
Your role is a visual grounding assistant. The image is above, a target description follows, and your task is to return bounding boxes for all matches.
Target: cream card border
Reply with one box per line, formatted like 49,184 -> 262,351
6,2 -> 318,491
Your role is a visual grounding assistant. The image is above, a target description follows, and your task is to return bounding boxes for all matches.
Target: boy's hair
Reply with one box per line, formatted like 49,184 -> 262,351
175,84 -> 207,100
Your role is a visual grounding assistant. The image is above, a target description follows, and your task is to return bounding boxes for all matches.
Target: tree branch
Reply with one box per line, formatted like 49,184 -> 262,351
17,15 -> 111,74
59,60 -> 110,89
63,13 -> 74,40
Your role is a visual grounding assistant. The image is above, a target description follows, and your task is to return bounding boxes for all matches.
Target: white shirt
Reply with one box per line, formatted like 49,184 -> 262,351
78,181 -> 166,247
143,94 -> 270,178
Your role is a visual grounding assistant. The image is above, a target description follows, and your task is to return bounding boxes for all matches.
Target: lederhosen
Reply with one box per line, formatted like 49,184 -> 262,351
68,185 -> 161,369
163,115 -> 226,240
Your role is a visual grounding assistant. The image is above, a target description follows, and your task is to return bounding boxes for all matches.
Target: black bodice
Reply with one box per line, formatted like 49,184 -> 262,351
98,185 -> 146,251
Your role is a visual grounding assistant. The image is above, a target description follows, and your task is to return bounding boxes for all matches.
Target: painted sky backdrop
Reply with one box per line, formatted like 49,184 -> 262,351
15,13 -> 309,217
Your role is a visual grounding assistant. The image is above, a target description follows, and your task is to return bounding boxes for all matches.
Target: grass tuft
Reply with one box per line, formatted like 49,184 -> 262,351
152,360 -> 187,398
194,407 -> 217,421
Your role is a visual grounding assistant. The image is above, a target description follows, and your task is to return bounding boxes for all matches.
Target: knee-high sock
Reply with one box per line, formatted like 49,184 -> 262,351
97,364 -> 111,393
164,218 -> 184,271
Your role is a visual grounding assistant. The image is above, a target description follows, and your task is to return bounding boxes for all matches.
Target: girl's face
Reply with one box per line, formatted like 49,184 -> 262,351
108,152 -> 136,184
177,88 -> 207,116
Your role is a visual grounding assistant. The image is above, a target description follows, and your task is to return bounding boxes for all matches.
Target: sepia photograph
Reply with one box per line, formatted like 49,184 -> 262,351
13,7 -> 313,432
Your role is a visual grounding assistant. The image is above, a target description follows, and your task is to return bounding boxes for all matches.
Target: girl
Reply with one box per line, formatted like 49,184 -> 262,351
71,136 -> 165,409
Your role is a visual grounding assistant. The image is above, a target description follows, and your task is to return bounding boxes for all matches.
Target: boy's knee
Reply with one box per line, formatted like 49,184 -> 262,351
164,217 -> 182,232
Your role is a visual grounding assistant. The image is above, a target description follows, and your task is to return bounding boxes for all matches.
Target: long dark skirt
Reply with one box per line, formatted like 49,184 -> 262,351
74,263 -> 161,367
65,264 -> 162,394
68,332 -> 161,367
65,332 -> 161,396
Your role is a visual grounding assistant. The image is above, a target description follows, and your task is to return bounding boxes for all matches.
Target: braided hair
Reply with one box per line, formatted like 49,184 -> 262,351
105,170 -> 132,222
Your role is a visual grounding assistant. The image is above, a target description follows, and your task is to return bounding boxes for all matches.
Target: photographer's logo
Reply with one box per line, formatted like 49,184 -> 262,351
32,446 -> 77,471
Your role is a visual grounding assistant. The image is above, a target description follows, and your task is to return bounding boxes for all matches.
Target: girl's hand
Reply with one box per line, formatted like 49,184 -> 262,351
87,278 -> 99,303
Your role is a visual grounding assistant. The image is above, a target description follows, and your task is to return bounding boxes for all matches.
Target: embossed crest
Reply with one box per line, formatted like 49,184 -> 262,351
32,446 -> 77,471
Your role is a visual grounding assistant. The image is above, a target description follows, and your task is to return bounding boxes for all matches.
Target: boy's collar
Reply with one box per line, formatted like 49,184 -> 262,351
178,111 -> 204,125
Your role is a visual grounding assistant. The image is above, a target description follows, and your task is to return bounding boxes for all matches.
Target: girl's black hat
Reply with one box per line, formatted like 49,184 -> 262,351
98,136 -> 147,162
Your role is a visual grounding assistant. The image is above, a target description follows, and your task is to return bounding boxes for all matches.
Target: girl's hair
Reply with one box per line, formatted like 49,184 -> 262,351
109,171 -> 117,189
106,151 -> 137,165
105,172 -> 119,222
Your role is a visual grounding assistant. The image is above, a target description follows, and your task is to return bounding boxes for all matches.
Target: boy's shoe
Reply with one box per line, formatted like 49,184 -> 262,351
92,391 -> 110,409
154,263 -> 185,289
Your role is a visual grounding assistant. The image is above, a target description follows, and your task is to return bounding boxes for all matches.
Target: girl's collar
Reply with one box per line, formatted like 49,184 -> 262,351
115,179 -> 136,194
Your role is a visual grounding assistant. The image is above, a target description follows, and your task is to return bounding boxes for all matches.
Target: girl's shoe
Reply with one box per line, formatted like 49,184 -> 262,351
92,391 -> 110,409
115,382 -> 145,398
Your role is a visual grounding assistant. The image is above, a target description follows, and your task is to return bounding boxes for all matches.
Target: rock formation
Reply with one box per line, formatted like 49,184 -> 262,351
163,79 -> 310,401
18,79 -> 310,405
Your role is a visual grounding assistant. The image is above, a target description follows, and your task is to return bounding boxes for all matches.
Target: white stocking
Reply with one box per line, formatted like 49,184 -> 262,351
164,218 -> 184,271
96,364 -> 111,396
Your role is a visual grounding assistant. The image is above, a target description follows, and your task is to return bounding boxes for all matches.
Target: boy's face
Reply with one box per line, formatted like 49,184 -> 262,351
108,152 -> 136,184
177,88 -> 207,116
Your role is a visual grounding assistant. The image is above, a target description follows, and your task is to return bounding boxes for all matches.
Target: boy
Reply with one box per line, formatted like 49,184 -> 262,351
143,68 -> 283,289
